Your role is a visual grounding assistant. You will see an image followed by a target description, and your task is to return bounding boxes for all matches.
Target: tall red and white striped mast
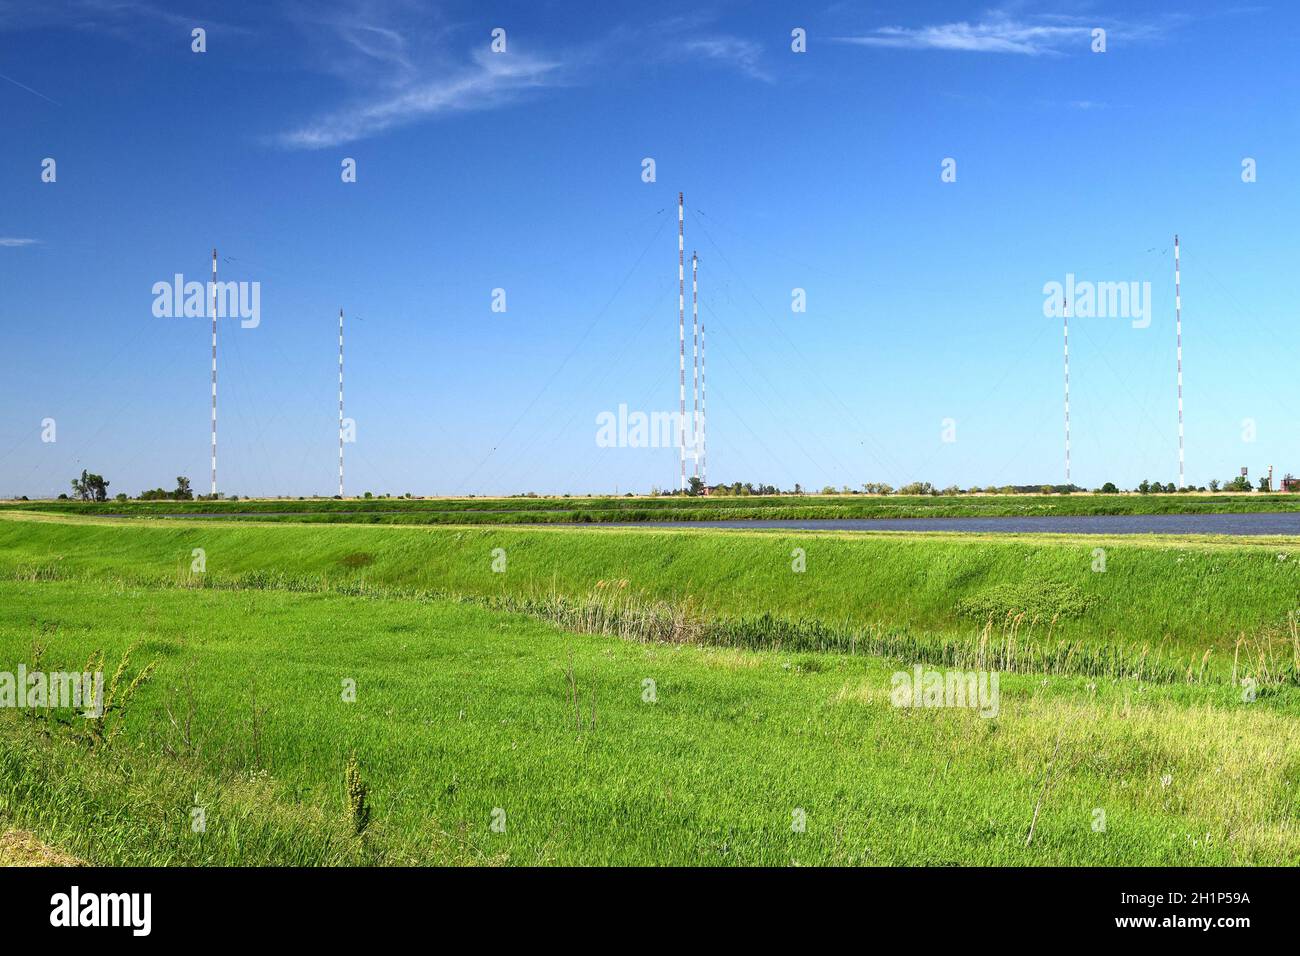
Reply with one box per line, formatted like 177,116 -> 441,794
691,249 -> 700,483
338,307 -> 345,498
677,192 -> 687,492
210,247 -> 218,497
1063,292 -> 1070,486
1175,234 -> 1184,488
697,252 -> 707,487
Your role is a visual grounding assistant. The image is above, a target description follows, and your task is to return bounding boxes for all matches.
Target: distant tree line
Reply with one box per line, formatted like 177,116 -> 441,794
651,477 -> 1297,498
138,477 -> 194,501
56,474 -> 234,502
44,469 -> 1297,503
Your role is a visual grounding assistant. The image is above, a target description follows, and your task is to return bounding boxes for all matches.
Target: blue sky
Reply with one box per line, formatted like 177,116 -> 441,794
2,0 -> 1298,497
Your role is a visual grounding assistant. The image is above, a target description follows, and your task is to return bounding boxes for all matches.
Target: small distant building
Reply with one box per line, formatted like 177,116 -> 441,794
1282,474 -> 1300,493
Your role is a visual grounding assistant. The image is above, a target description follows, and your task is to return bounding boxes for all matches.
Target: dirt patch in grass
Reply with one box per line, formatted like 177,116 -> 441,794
0,830 -> 86,866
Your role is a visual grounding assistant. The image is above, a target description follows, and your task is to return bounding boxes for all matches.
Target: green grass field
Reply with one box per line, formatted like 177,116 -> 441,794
6,490 -> 1300,525
1,513 -> 1297,865
4,513 -> 1298,675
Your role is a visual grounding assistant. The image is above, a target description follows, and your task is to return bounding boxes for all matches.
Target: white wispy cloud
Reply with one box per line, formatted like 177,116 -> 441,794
677,36 -> 770,81
0,237 -> 40,247
5,1 -> 773,149
832,12 -> 1131,56
276,48 -> 563,149
0,0 -> 251,38
267,1 -> 577,149
640,13 -> 770,81
276,11 -> 771,149
334,22 -> 414,76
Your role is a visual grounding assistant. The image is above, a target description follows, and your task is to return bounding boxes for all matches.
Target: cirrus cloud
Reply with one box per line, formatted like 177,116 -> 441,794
830,11 -> 1153,57
275,47 -> 564,149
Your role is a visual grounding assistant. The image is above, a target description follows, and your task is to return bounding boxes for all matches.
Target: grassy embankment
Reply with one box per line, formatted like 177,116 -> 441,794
2,514 -> 1298,680
0,515 -> 1297,865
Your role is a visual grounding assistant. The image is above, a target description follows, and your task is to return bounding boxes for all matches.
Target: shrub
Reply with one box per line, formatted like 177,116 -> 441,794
344,755 -> 371,837
955,580 -> 1095,623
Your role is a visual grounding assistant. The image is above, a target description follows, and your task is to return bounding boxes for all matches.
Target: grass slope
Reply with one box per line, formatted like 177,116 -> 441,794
2,515 -> 1298,675
2,579 -> 1297,865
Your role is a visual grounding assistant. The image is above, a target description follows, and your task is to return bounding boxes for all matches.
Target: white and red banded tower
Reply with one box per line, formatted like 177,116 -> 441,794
697,253 -> 707,486
1063,293 -> 1070,486
338,308 -> 345,498
210,247 -> 218,496
677,192 -> 687,492
1174,234 -> 1184,488
691,250 -> 700,481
